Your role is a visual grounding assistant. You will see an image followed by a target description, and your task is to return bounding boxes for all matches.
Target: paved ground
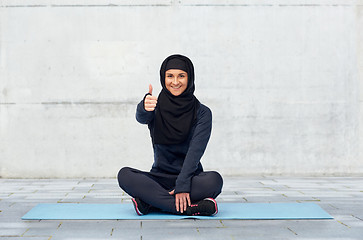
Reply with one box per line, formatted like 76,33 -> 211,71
0,177 -> 362,240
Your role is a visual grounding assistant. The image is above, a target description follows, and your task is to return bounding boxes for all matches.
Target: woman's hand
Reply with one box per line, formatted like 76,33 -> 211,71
169,189 -> 191,214
144,84 -> 158,111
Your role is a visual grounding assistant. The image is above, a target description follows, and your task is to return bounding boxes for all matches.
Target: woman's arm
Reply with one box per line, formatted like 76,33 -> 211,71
174,105 -> 212,194
136,85 -> 157,124
135,94 -> 155,124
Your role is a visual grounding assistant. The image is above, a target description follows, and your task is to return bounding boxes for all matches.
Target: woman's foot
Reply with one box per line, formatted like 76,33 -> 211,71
186,198 -> 218,216
132,198 -> 151,215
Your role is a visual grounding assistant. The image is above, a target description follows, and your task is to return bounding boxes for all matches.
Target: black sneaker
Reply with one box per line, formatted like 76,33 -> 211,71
132,198 -> 151,216
186,198 -> 218,216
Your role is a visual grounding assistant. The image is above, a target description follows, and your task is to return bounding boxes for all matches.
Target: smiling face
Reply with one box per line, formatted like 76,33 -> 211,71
165,69 -> 188,96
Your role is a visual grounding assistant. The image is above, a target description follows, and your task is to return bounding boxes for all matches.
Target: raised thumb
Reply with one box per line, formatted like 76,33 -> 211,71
148,84 -> 153,95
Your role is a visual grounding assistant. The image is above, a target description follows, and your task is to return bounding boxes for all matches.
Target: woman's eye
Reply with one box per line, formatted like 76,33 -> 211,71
167,75 -> 173,78
179,75 -> 185,78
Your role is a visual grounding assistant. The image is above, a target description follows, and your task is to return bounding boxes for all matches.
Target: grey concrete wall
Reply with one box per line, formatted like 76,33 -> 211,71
1,0 -> 363,178
358,3 -> 363,176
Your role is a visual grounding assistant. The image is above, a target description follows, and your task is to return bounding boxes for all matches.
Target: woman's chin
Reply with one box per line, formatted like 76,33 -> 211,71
172,92 -> 183,96
170,90 -> 183,96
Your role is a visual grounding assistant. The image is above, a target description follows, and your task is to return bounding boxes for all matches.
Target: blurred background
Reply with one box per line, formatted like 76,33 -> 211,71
1,0 -> 363,178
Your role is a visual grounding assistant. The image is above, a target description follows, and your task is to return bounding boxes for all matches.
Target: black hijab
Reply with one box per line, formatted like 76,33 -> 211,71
153,54 -> 200,145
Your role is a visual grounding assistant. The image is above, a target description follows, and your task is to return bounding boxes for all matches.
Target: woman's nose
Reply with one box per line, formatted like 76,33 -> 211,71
173,77 -> 178,84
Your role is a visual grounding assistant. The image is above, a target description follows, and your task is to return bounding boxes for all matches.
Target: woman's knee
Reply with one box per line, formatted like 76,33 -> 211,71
207,171 -> 223,193
117,167 -> 133,188
193,171 -> 223,198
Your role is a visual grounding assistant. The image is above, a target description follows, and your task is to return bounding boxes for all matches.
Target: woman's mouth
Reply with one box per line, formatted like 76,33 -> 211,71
171,85 -> 182,89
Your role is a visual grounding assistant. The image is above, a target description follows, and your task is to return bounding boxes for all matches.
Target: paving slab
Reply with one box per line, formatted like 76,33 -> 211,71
1,177 -> 363,239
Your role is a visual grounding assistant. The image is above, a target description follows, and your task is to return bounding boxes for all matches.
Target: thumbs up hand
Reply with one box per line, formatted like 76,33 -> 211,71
144,84 -> 158,112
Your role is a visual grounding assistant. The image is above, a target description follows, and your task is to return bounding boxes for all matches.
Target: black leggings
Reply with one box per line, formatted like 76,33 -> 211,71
117,167 -> 223,214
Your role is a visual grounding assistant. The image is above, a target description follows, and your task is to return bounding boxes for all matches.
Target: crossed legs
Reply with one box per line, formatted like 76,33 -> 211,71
117,167 -> 223,214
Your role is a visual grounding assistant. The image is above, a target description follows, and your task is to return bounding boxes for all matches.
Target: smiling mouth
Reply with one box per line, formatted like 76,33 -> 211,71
171,85 -> 182,89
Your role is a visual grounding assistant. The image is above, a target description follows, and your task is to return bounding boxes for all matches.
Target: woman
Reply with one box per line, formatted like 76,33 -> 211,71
117,54 -> 223,216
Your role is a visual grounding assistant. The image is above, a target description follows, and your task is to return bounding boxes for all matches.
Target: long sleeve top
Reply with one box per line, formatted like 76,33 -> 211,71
136,98 -> 212,194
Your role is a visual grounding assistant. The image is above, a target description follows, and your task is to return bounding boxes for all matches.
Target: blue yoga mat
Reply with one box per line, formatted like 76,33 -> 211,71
22,202 -> 332,220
